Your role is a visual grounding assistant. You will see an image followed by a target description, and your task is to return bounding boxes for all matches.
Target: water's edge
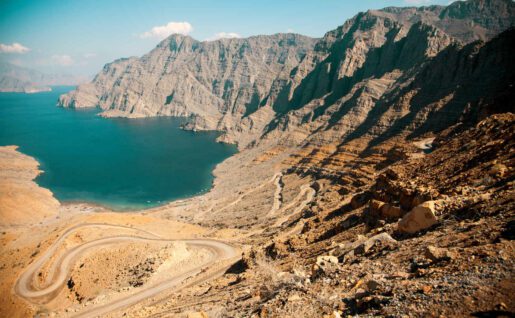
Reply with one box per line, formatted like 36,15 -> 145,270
0,87 -> 238,211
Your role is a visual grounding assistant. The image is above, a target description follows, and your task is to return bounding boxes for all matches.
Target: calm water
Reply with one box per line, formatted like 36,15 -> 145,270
0,86 -> 237,210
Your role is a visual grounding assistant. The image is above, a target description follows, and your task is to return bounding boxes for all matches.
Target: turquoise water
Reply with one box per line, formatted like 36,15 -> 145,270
0,86 -> 237,210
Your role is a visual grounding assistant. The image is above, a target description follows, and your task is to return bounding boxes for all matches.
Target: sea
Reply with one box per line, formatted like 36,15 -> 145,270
0,86 -> 237,210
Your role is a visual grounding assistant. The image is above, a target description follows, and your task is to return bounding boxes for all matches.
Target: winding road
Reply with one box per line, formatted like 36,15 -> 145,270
209,172 -> 283,215
14,223 -> 238,317
272,184 -> 315,227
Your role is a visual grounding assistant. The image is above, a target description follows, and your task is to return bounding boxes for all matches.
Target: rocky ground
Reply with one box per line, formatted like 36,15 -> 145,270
1,0 -> 514,314
1,113 -> 513,317
118,113 -> 513,317
0,110 -> 513,318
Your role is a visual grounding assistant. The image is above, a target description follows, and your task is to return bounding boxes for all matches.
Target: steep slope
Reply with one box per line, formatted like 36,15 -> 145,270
219,113 -> 514,317
272,0 -> 515,115
117,113 -> 515,317
266,26 -> 515,149
370,0 -> 515,43
58,34 -> 316,144
59,0 -> 514,149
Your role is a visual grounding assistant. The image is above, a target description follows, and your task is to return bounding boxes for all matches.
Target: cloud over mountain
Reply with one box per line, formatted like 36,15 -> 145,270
140,21 -> 193,39
205,32 -> 241,41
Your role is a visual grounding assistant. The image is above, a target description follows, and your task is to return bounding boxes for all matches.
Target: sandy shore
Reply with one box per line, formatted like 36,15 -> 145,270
0,145 -> 250,317
0,140 -> 309,317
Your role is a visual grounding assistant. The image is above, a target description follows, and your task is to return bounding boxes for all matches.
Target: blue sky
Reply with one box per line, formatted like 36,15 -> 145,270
0,0 -> 451,76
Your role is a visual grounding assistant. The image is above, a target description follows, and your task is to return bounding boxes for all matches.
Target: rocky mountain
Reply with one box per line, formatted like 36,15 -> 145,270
3,1 -> 515,317
265,26 -> 514,149
59,0 -> 514,149
58,34 -> 317,145
0,62 -> 87,93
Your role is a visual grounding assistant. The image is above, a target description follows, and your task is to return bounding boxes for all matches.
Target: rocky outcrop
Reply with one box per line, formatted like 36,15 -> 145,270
266,26 -> 514,150
58,34 -> 316,143
398,201 -> 438,233
59,0 -> 514,149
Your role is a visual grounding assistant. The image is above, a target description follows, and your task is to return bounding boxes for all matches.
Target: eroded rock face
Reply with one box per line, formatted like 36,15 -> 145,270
58,34 -> 317,144
59,0 -> 515,149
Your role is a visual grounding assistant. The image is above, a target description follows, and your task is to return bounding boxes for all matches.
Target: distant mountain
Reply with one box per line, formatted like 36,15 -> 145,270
58,0 -> 515,148
0,62 -> 88,93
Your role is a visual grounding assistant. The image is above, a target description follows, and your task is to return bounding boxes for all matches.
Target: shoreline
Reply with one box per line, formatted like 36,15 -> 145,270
51,164 -> 225,213
1,85 -> 239,216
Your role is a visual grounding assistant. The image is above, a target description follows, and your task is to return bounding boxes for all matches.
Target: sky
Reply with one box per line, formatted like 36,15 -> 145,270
0,0 -> 452,77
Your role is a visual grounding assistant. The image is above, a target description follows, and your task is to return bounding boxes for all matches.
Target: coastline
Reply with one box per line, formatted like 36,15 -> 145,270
0,144 -> 245,317
53,154 -> 231,213
1,85 -> 238,213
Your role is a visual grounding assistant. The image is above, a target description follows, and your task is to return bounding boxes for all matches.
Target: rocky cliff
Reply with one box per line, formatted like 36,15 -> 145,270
58,34 -> 317,145
0,62 -> 86,93
59,0 -> 515,148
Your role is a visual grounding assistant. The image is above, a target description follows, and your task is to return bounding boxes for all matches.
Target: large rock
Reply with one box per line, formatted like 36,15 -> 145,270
354,233 -> 398,255
380,203 -> 403,219
424,245 -> 456,262
398,201 -> 438,234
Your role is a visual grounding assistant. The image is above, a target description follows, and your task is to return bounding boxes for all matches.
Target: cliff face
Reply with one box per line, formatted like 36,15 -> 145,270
265,26 -> 514,150
58,34 -> 316,138
59,0 -> 515,148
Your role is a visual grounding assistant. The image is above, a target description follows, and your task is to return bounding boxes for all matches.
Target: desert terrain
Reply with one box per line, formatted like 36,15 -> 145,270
1,0 -> 514,316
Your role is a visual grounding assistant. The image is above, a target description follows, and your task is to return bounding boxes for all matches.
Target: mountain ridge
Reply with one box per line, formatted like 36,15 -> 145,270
58,0 -> 515,149
0,62 -> 88,93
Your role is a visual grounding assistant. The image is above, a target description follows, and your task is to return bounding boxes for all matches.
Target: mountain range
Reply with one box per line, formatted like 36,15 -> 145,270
2,0 -> 515,317
59,0 -> 514,149
0,62 -> 88,93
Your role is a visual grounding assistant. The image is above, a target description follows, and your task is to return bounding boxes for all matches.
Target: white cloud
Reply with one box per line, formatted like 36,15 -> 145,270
0,42 -> 30,54
140,21 -> 193,39
51,54 -> 74,66
205,32 -> 241,41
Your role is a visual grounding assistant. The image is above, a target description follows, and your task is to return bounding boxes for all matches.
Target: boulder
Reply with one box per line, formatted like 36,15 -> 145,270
369,199 -> 386,215
354,233 -> 397,255
424,245 -> 455,262
380,204 -> 403,219
398,201 -> 438,234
